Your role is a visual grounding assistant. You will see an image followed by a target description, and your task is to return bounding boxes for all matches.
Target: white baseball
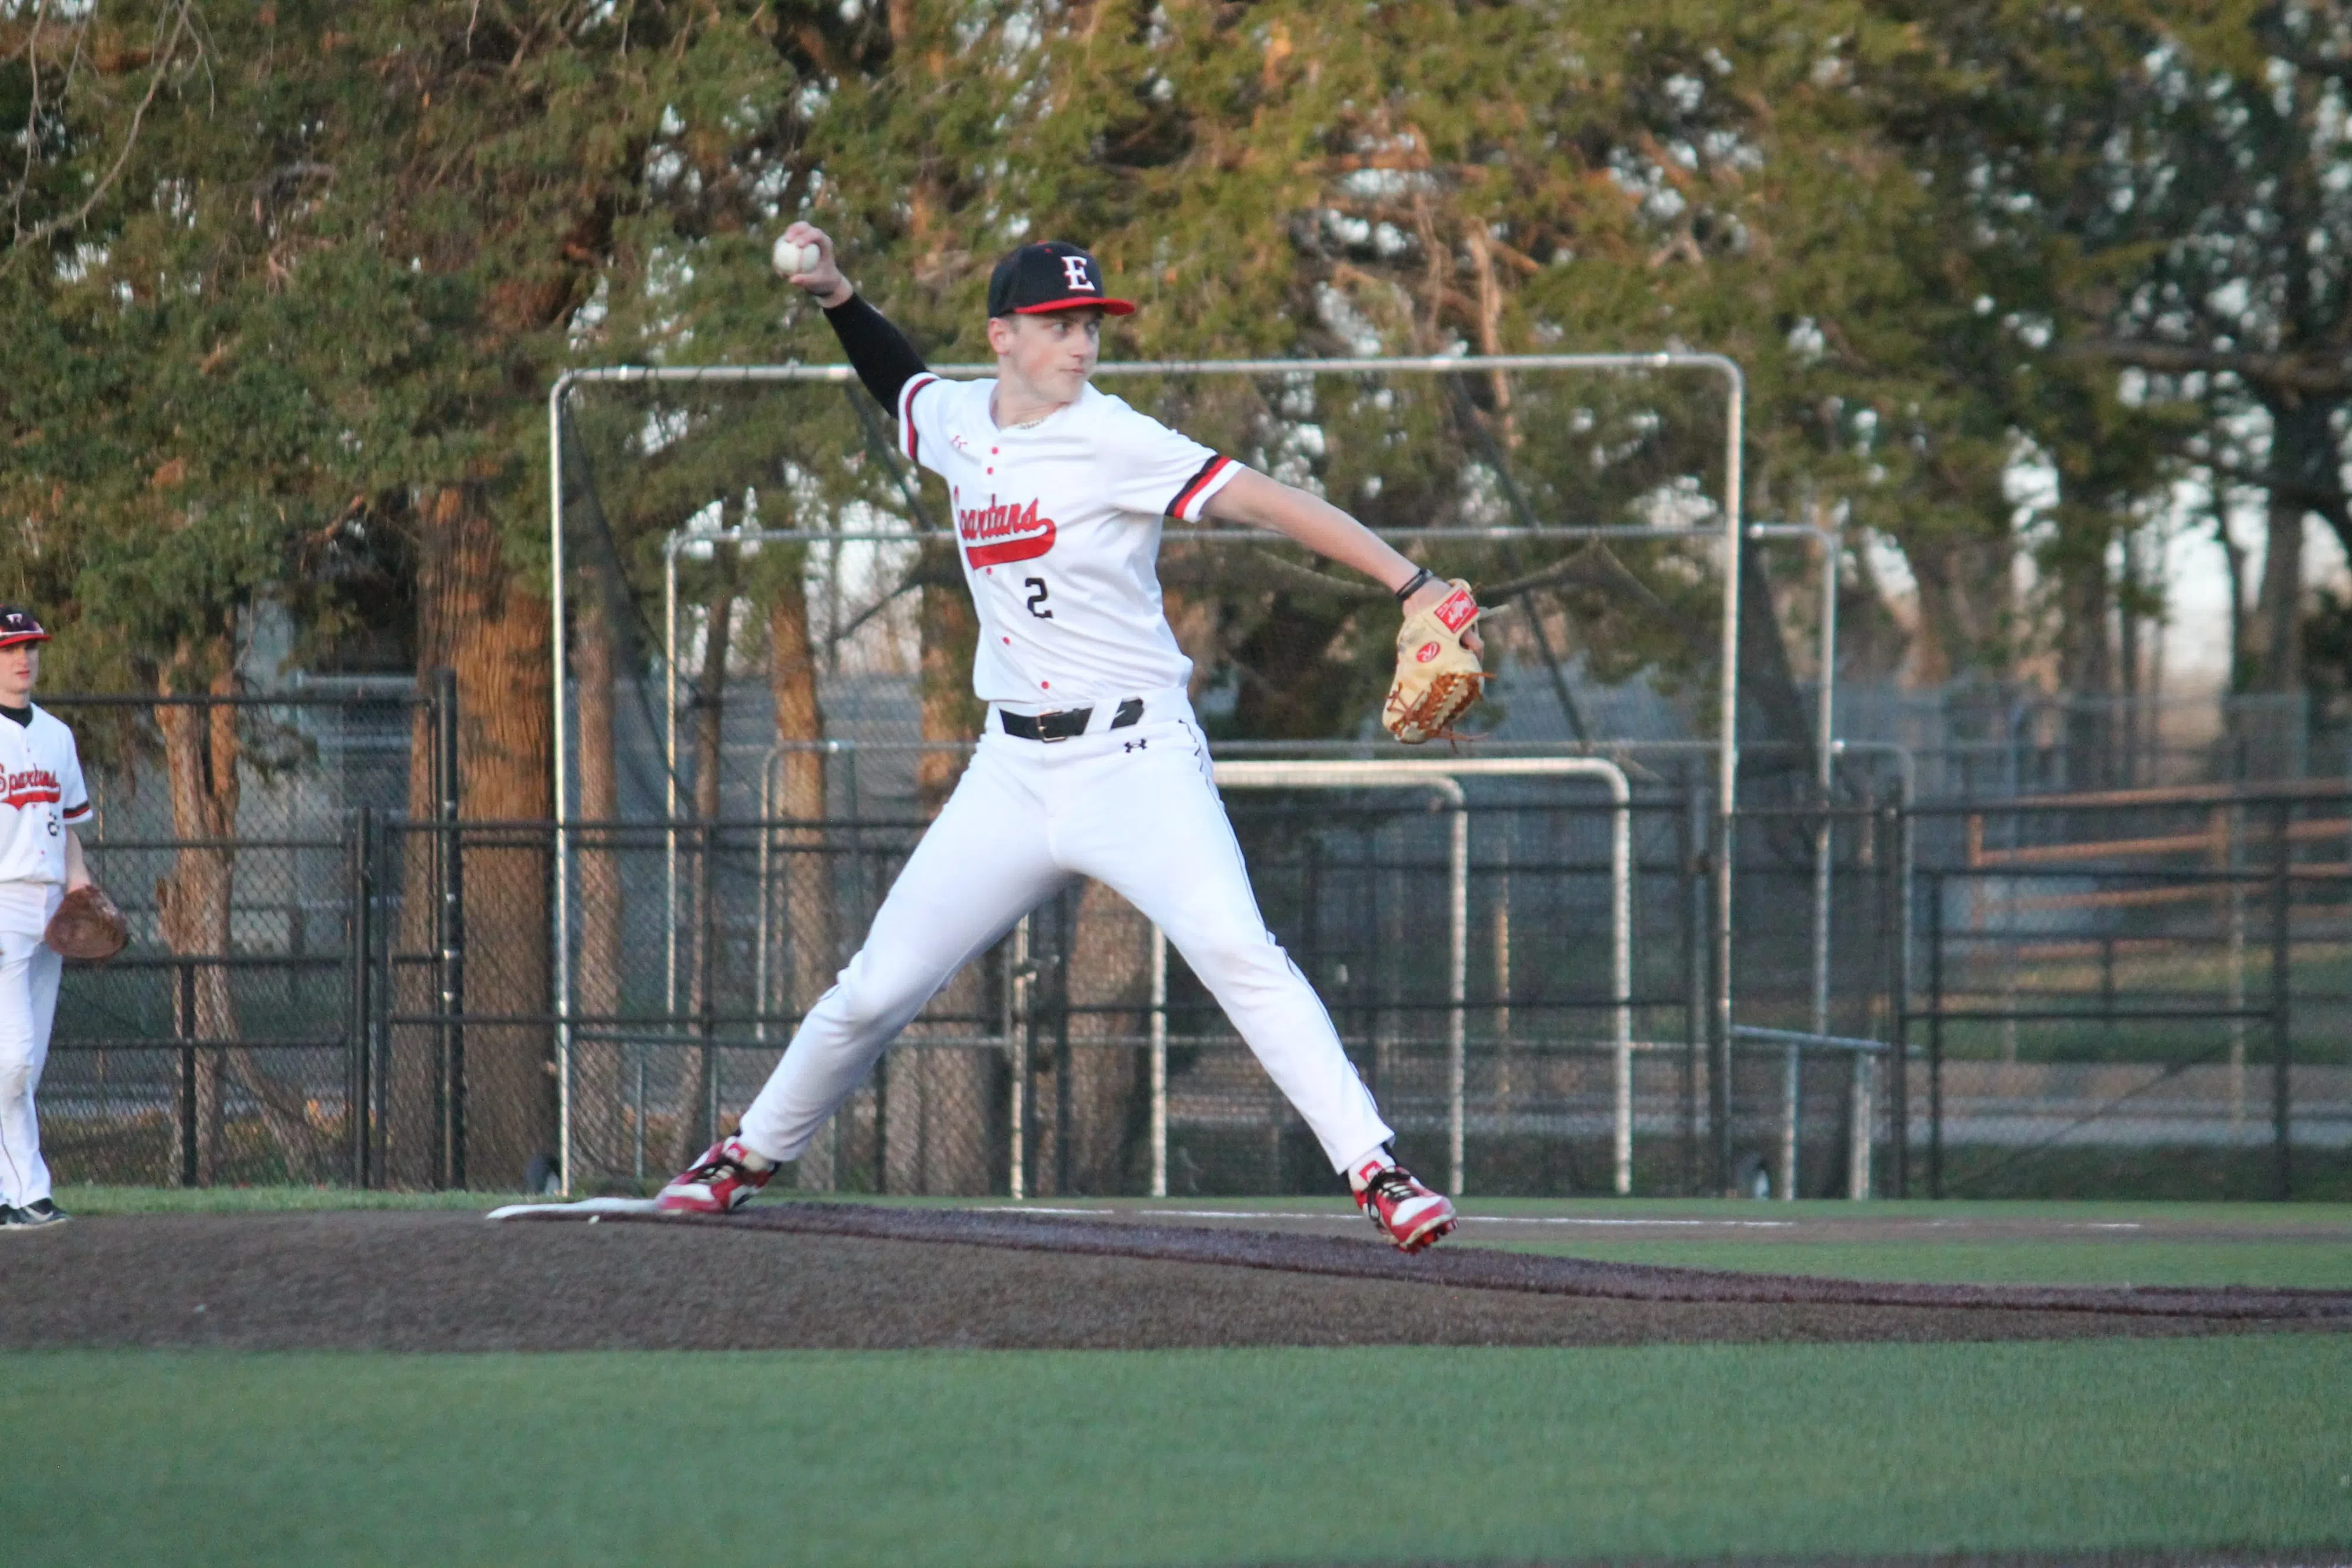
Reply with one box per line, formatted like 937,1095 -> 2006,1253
771,236 -> 821,279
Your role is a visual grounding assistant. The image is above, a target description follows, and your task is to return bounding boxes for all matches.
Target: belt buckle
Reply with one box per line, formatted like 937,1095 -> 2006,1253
1038,708 -> 1073,743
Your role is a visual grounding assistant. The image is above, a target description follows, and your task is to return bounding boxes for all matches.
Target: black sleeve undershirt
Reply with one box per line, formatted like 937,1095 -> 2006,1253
822,293 -> 930,413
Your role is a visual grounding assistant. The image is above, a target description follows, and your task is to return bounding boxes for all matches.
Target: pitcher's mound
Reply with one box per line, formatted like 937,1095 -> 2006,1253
1,1206 -> 2343,1352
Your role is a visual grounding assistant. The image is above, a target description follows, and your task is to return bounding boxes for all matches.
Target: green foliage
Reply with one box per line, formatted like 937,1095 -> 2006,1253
6,2 -> 2348,728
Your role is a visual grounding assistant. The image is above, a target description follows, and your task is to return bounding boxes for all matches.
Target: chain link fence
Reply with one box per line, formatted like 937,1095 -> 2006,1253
39,690 -> 433,1189
1905,784 -> 2352,1201
559,772 -> 1704,1199
35,687 -> 2352,1199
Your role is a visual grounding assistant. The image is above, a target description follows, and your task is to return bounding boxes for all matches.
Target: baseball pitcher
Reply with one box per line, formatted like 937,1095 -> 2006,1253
659,230 -> 1483,1251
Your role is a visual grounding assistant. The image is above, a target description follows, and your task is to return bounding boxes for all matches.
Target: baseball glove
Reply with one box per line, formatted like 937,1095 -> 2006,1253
46,884 -> 128,963
1382,579 -> 1488,744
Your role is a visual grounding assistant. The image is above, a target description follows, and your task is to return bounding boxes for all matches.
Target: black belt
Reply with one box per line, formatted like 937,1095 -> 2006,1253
1000,696 -> 1146,742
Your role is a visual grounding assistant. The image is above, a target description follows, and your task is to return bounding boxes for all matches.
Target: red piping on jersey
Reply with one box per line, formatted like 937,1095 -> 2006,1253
898,375 -> 940,463
1167,454 -> 1234,521
62,800 -> 89,821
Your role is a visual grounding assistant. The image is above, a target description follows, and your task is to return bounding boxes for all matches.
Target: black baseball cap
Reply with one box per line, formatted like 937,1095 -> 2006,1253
986,241 -> 1136,318
0,607 -> 48,649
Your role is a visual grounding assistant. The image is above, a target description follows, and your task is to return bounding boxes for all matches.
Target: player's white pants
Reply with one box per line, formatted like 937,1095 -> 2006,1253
739,704 -> 1394,1174
0,882 -> 62,1210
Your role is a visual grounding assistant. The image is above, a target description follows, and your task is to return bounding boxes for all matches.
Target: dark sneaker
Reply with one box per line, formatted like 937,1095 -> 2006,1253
1351,1159 -> 1455,1253
656,1136 -> 774,1213
2,1199 -> 68,1231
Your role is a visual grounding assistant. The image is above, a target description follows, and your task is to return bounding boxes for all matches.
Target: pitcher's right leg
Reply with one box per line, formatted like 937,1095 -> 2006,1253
731,744 -> 1063,1169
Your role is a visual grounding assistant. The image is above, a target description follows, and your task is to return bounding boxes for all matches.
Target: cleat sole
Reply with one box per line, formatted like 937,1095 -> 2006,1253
653,1193 -> 729,1214
1398,1215 -> 1457,1253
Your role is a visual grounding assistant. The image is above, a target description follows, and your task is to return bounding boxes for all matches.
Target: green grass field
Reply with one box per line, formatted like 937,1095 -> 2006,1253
11,1189 -> 2351,1566
1503,1236 -> 2352,1287
6,1340 -> 2349,1566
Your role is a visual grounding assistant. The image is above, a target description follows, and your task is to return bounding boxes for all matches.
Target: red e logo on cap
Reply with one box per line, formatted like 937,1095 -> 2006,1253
1062,256 -> 1095,292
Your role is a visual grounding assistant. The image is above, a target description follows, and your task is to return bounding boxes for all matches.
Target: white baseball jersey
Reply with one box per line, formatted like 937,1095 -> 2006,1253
897,375 -> 1240,707
0,704 -> 88,885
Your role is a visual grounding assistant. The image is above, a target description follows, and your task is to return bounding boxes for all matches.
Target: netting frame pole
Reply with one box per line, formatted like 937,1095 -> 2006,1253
547,355 -> 1744,1199
1202,759 -> 1629,1198
1712,378 -> 1745,1197
549,374 -> 577,1196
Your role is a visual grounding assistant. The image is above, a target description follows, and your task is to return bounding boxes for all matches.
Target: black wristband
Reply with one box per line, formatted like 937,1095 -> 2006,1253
1394,566 -> 1435,603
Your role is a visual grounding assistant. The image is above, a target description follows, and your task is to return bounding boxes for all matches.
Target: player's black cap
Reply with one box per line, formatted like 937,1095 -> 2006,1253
0,607 -> 48,649
986,242 -> 1136,318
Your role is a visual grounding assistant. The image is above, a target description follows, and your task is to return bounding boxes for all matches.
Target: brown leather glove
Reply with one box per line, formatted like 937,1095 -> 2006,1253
46,884 -> 129,962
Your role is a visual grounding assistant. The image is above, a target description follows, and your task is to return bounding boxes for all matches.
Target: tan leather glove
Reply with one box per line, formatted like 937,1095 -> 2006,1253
1381,580 -> 1487,744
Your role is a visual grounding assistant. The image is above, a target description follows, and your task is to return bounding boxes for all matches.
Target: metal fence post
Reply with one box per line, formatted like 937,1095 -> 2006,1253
1053,887 -> 1075,1198
1708,790 -> 1733,1195
1884,797 -> 1910,1200
1448,795 -> 1469,1199
1681,777 -> 1704,1195
699,818 -> 720,1151
372,820 -> 394,1184
871,1049 -> 890,1196
178,958 -> 198,1188
1008,914 -> 1030,1201
1149,925 -> 1168,1199
348,805 -> 374,1189
2270,795 -> 2293,1200
1926,868 -> 1945,1201
432,666 -> 465,1189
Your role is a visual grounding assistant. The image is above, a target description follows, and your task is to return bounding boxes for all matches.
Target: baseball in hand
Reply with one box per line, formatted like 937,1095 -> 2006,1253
771,236 -> 821,279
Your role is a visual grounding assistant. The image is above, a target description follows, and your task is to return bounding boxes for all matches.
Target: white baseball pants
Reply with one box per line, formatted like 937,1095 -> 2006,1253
0,883 -> 62,1210
738,701 -> 1394,1174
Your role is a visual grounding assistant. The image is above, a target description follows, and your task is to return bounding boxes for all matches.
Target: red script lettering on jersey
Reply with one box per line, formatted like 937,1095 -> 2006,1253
956,489 -> 1057,567
1,766 -> 60,810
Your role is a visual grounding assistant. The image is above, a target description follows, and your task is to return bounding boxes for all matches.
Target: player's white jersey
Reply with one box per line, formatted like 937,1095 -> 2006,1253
898,375 -> 1240,707
0,704 -> 89,885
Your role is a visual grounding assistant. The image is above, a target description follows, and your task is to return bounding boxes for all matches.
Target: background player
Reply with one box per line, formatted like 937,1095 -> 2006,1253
0,608 -> 93,1231
659,227 -> 1476,1251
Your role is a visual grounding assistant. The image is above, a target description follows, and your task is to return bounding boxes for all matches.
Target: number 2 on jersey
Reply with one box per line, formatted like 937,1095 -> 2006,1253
1024,577 -> 1054,619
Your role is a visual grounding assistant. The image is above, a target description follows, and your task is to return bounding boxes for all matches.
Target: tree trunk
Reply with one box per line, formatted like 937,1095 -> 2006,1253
1735,535 -> 1819,787
916,540 -> 983,811
671,577 -> 737,1168
2250,395 -> 2330,697
572,584 -> 629,1185
886,539 -> 990,1191
1064,880 -> 1150,1193
2054,525 -> 2116,790
2217,513 -> 2251,698
1160,584 -> 1221,702
154,647 -> 320,1182
769,569 -> 838,1189
2253,489 -> 2304,697
1902,531 -> 2006,688
409,482 -> 554,1189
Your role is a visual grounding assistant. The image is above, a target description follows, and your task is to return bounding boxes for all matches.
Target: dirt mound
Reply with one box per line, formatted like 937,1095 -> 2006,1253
0,1205 -> 2343,1352
617,1201 -> 2352,1320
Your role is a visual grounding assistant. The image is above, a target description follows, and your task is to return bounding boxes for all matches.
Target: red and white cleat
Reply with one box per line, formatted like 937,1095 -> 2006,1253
1351,1158 -> 1456,1253
656,1135 -> 774,1213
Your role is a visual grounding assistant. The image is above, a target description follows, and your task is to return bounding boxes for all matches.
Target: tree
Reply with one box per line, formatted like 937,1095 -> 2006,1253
1858,3 -> 2352,713
0,0 -> 422,1178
